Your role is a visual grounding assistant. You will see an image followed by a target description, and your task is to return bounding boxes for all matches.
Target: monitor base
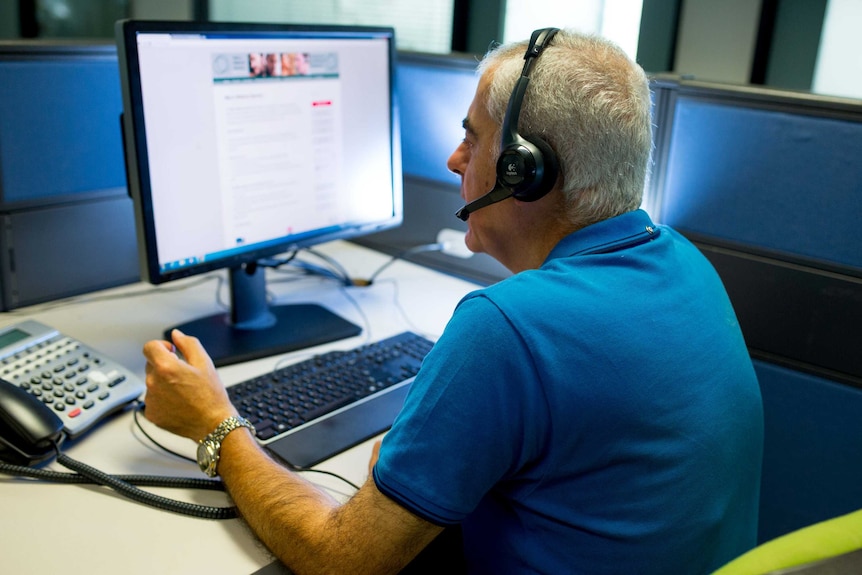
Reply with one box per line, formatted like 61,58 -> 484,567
165,303 -> 361,367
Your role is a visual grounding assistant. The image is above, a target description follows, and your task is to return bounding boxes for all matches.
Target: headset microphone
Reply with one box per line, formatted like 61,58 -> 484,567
454,27 -> 560,222
455,183 -> 512,221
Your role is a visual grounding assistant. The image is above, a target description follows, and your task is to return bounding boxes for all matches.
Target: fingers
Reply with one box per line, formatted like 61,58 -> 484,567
170,329 -> 213,368
142,338 -> 178,366
141,330 -> 234,440
159,340 -> 177,353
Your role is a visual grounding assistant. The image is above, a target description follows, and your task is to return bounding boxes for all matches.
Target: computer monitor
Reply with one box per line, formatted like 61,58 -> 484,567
116,20 -> 402,366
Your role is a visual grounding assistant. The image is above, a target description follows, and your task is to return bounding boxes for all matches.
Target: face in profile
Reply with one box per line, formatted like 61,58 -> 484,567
446,74 -> 501,257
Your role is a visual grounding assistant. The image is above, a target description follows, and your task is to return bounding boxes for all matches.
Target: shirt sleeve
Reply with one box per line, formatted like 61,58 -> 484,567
372,293 -> 550,525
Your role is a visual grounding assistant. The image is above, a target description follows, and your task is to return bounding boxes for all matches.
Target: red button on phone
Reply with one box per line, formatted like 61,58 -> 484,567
68,408 -> 82,418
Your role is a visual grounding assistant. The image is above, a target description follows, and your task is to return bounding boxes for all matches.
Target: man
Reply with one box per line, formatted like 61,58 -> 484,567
143,29 -> 763,574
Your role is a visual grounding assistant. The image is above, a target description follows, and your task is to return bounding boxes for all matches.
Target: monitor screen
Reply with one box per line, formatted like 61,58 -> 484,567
116,20 -> 402,366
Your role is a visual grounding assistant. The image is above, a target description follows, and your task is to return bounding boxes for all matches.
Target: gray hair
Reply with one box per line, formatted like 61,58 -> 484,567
477,30 -> 652,229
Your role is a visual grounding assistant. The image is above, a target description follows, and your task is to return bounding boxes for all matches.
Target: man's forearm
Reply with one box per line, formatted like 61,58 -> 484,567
215,430 -> 441,574
217,429 -> 343,571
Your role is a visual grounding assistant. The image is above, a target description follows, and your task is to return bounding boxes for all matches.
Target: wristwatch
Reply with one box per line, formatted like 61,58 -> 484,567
197,415 -> 256,477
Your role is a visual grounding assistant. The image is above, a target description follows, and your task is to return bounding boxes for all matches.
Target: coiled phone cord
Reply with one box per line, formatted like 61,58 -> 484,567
0,442 -> 238,520
0,459 -> 224,490
55,451 -> 238,520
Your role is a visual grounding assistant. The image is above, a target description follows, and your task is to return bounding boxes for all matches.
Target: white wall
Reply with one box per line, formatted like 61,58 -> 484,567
813,0 -> 862,99
503,0 -> 644,60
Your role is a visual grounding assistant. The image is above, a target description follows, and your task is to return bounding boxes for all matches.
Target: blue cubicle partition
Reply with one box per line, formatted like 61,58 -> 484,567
0,42 -> 139,310
649,77 -> 862,543
755,361 -> 862,541
398,52 -> 473,188
0,44 -> 126,205
654,86 -> 862,271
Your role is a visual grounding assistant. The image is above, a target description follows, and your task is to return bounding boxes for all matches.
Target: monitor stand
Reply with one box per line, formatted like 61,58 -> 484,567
165,263 -> 361,367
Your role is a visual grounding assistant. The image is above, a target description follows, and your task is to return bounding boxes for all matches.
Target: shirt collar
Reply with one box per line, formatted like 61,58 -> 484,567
544,209 -> 661,264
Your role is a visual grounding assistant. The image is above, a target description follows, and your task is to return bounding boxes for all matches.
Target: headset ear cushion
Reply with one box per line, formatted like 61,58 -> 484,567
512,136 -> 559,202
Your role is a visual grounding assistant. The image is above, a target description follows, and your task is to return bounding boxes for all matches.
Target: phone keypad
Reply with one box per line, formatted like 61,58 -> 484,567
0,329 -> 144,438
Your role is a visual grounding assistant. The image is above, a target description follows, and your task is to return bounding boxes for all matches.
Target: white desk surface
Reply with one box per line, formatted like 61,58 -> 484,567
0,241 -> 481,575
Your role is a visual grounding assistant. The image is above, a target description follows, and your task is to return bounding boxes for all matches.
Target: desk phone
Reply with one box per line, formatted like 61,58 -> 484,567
0,320 -> 145,438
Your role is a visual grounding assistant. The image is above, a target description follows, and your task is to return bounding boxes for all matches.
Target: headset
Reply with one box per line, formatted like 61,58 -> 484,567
456,27 -> 561,221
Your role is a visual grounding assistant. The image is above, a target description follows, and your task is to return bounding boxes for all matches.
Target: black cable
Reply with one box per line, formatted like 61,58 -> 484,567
0,460 -> 225,490
2,399 -> 363,518
133,403 -> 196,464
285,462 -> 362,492
55,449 -> 238,520
0,439 -> 237,520
258,250 -> 299,269
301,247 -> 354,286
358,242 -> 445,286
134,403 -> 362,492
262,249 -> 352,286
280,259 -> 348,284
266,244 -> 447,288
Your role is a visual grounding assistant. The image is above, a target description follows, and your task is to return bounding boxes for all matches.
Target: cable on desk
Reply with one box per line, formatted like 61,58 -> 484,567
0,440 -> 238,520
300,247 -> 354,286
133,403 -> 362,492
262,248 -> 352,286
55,450 -> 238,520
264,242 -> 446,288
285,462 -> 361,492
349,243 -> 445,287
133,402 -> 198,463
0,460 -> 225,490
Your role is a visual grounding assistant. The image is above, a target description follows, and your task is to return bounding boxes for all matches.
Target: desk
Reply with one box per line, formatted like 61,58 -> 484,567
0,241 -> 480,575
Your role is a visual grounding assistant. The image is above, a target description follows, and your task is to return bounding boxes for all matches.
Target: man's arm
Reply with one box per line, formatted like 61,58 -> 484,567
142,331 -> 442,574
219,430 -> 442,574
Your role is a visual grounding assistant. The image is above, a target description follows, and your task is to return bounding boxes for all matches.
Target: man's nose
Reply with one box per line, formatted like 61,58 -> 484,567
446,142 -> 466,176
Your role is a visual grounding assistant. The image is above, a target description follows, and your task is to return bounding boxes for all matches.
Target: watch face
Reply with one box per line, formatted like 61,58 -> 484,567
195,417 -> 253,477
197,441 -> 218,475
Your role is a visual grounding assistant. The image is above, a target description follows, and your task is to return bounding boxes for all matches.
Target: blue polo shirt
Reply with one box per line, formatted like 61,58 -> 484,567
373,210 -> 763,574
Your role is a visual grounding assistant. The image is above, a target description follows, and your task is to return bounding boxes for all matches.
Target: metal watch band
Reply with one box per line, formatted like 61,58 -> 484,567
198,416 -> 255,477
208,415 -> 255,444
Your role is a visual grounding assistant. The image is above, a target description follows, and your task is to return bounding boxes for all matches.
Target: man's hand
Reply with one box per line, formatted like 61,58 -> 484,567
142,329 -> 237,441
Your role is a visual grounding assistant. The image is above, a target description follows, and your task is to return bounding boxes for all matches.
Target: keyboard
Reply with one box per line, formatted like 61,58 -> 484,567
227,331 -> 435,467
